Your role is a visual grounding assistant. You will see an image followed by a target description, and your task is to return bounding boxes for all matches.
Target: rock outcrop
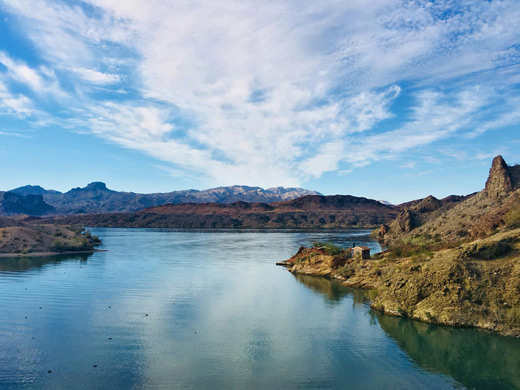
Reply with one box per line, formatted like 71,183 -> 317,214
485,155 -> 513,198
412,195 -> 443,213
395,210 -> 416,233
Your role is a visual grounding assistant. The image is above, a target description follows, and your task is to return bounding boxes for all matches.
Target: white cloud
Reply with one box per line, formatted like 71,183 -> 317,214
70,67 -> 121,85
0,79 -> 37,117
0,51 -> 64,97
0,0 -> 519,186
0,130 -> 31,138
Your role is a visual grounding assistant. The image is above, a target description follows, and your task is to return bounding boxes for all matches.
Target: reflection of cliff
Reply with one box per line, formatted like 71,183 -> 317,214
0,253 -> 91,272
377,314 -> 520,390
293,274 -> 366,305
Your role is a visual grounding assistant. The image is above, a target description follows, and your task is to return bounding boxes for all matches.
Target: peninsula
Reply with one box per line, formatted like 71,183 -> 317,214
0,216 -> 101,257
280,156 -> 520,337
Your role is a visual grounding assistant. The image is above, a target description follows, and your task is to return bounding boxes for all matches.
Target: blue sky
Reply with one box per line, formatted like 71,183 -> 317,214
0,0 -> 519,204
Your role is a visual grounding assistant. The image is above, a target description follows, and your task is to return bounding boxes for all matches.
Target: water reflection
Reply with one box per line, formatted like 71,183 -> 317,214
293,274 -> 351,302
293,273 -> 369,306
293,273 -> 520,390
377,315 -> 520,390
0,253 -> 91,272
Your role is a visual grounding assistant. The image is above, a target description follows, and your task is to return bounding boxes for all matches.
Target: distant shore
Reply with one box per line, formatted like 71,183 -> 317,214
0,249 -> 107,258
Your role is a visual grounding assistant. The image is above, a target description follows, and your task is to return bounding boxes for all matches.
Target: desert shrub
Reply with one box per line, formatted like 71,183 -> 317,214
387,242 -> 433,261
458,240 -> 512,261
366,289 -> 378,300
51,238 -> 93,253
312,241 -> 344,256
338,265 -> 355,278
504,201 -> 520,229
456,229 -> 469,238
425,311 -> 437,322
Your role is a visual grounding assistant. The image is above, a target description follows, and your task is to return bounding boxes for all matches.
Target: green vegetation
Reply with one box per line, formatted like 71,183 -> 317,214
49,229 -> 101,253
425,311 -> 437,322
387,242 -> 433,262
51,237 -> 94,252
312,241 -> 349,256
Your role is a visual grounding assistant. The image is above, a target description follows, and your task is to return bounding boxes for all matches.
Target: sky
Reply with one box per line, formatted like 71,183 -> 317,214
0,0 -> 519,204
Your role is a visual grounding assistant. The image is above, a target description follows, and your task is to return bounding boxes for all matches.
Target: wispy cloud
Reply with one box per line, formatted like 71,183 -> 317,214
0,0 -> 519,186
0,131 -> 31,138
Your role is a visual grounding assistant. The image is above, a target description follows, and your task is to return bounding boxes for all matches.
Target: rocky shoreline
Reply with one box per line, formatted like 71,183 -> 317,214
280,228 -> 520,337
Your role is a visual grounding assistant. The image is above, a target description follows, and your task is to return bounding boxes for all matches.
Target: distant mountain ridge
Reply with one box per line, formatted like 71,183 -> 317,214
0,191 -> 55,216
50,194 -> 398,229
4,183 -> 321,215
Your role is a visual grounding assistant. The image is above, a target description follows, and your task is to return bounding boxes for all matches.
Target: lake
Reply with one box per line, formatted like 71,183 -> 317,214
0,228 -> 519,389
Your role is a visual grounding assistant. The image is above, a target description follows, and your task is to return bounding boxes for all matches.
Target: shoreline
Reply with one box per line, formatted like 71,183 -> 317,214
287,266 -> 520,338
0,249 -> 107,258
281,230 -> 520,338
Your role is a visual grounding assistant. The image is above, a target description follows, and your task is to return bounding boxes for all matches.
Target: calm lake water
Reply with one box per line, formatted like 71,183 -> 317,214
0,228 -> 519,390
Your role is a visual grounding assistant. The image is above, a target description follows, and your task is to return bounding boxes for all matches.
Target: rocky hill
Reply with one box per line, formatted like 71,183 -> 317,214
0,216 -> 101,256
377,155 -> 520,245
6,183 -> 321,215
49,195 -> 398,229
281,155 -> 520,337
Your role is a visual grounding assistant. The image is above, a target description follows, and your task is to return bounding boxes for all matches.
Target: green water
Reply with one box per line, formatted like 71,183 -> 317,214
0,228 -> 518,389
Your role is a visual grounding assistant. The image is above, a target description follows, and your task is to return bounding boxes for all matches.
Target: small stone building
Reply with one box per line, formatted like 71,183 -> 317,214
353,246 -> 370,260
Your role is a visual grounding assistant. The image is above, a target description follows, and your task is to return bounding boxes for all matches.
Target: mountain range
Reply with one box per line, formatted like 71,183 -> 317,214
51,194 -> 398,229
0,183 -> 321,216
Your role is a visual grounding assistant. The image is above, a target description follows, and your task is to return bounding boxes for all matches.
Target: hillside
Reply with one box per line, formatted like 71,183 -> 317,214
5,183 -> 321,215
0,217 -> 101,256
48,195 -> 398,229
281,155 -> 520,336
377,155 -> 520,245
